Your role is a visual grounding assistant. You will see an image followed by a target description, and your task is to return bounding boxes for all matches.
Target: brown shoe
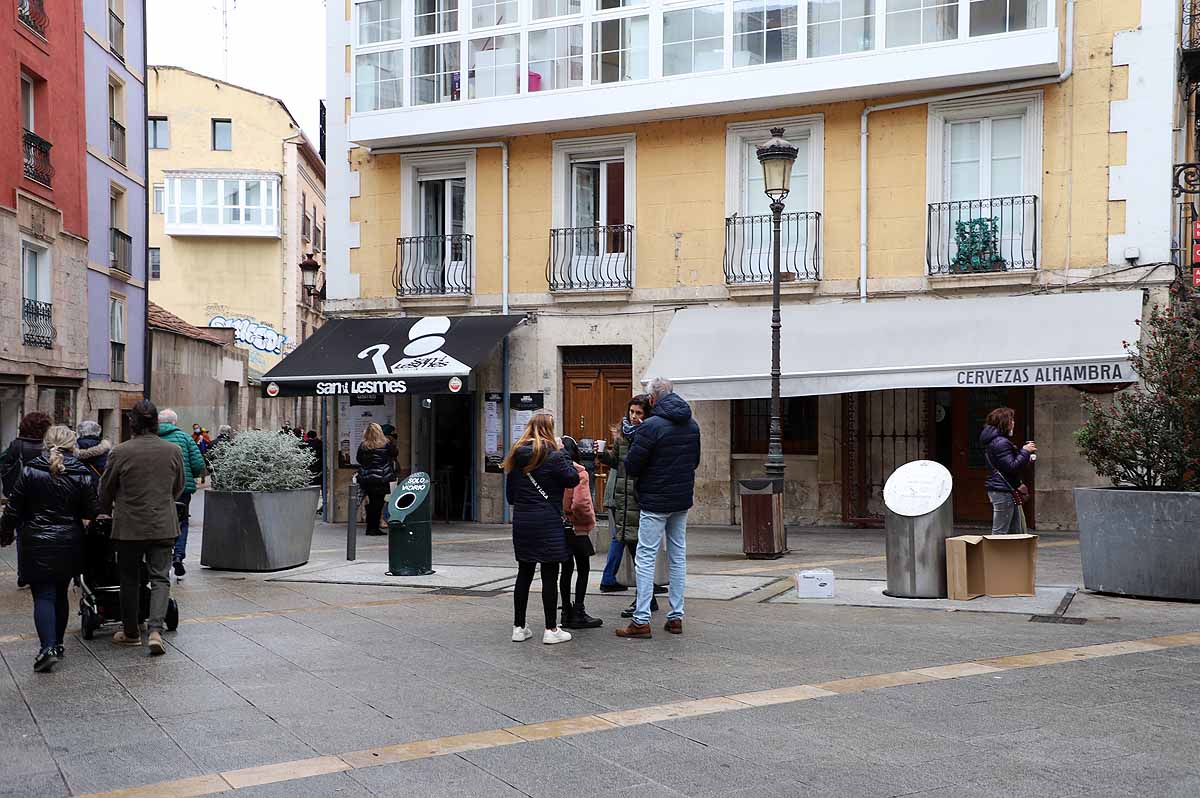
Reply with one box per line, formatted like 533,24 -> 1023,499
112,630 -> 141,647
147,631 -> 166,656
664,619 -> 683,635
615,622 -> 651,639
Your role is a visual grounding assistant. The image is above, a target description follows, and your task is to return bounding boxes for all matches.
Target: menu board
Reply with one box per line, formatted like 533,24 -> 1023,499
484,392 -> 503,473
509,393 -> 544,446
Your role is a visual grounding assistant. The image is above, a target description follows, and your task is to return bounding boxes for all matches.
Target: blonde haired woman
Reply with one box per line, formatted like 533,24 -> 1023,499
503,410 -> 579,645
1,426 -> 98,672
357,422 -> 397,536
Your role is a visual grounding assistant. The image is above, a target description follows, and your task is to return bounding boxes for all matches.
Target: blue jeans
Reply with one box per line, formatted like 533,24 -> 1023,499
633,510 -> 687,625
600,534 -> 627,587
31,580 -> 69,649
173,491 -> 193,562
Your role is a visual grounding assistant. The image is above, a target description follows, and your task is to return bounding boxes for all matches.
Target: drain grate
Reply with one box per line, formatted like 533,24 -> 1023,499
428,587 -> 506,597
1029,589 -> 1084,624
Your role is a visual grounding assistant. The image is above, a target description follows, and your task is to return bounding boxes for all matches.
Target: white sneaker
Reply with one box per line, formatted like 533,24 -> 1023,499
542,627 -> 572,645
511,626 -> 533,642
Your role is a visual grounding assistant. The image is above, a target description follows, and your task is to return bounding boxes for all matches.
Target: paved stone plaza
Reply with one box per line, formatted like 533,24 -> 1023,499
2,490 -> 1200,797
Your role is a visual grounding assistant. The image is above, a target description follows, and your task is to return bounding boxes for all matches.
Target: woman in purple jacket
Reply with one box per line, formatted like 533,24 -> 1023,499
979,407 -> 1037,534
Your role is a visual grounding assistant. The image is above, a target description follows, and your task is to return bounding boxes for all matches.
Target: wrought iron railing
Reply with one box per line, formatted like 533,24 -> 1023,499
1185,1 -> 1200,50
22,130 -> 53,186
18,0 -> 48,37
108,10 -> 125,60
926,195 -> 1038,275
22,298 -> 54,349
110,228 -> 132,274
393,234 -> 473,296
724,211 -> 821,284
547,225 -> 634,291
109,118 -> 126,165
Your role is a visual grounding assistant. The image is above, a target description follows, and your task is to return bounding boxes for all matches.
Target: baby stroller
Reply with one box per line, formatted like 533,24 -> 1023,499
77,516 -> 179,640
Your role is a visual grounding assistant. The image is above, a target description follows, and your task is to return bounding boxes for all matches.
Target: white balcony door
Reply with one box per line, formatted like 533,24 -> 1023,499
569,158 -> 625,285
738,136 -> 810,280
418,175 -> 467,290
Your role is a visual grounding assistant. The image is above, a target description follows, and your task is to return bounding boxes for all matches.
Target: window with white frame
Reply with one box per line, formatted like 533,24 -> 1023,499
399,152 -> 476,293
152,183 -> 164,214
471,0 -> 517,28
532,0 -> 580,19
359,0 -> 403,44
147,117 -> 169,148
21,76 -> 35,131
109,296 -> 127,382
529,25 -> 584,90
592,16 -> 649,84
969,0 -> 1047,37
164,174 -> 280,236
725,117 -> 823,280
808,0 -> 874,57
886,0 -> 957,48
663,5 -> 724,76
413,43 -> 462,104
415,0 -> 459,36
598,0 -> 644,9
945,116 -> 1024,201
356,50 -> 404,111
22,240 -> 50,302
469,35 -> 521,97
733,0 -> 797,67
149,247 -> 160,279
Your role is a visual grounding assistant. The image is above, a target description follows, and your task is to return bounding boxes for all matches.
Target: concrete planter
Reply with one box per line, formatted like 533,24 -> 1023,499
201,487 -> 319,572
1074,487 -> 1200,601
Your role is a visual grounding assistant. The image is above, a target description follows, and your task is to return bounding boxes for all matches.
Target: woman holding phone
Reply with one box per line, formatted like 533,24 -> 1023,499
979,407 -> 1036,534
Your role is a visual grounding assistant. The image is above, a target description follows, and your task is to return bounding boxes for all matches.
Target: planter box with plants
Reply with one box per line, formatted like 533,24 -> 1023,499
201,430 -> 320,572
1075,300 -> 1200,601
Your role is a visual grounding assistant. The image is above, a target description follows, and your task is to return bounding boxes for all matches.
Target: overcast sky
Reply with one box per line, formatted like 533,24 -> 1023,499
147,0 -> 327,142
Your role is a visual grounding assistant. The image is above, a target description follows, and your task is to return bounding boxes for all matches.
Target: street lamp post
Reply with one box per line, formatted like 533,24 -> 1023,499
299,253 -> 322,297
756,128 -> 799,481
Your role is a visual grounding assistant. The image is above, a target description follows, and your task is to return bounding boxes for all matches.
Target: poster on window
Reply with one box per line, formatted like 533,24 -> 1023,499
509,393 -> 544,447
484,392 -> 503,473
337,395 -> 394,468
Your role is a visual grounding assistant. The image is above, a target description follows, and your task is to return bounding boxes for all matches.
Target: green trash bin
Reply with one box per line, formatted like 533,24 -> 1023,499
386,472 -> 435,576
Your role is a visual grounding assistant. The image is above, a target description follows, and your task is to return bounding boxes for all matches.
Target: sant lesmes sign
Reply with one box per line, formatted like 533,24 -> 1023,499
642,293 -> 1142,401
260,315 -> 523,398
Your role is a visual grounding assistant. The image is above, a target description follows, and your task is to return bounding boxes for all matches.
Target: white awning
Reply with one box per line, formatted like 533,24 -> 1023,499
644,292 -> 1142,401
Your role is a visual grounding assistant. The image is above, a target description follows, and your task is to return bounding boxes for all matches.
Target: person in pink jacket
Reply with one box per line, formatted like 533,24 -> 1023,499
559,436 -> 600,630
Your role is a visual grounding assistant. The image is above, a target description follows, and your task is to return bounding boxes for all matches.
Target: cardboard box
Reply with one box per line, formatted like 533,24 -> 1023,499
945,534 -> 1038,600
795,568 -> 836,598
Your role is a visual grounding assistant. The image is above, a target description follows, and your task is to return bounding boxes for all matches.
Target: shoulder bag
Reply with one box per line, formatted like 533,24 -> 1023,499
985,449 -> 1030,506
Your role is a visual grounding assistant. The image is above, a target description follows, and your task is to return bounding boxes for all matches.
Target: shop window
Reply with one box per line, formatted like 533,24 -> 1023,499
732,396 -> 818,455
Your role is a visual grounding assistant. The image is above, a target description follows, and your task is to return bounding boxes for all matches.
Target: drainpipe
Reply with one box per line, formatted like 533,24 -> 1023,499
858,0 -> 1075,303
142,0 -> 151,400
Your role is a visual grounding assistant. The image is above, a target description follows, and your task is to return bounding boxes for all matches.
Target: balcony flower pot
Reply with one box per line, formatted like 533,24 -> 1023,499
200,431 -> 319,572
1075,301 -> 1200,601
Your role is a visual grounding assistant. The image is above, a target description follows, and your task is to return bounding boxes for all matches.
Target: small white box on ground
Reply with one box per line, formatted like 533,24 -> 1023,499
796,568 -> 835,598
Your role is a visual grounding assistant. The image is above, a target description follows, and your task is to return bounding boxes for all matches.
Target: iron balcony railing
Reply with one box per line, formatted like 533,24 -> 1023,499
109,118 -> 126,165
108,10 -> 124,60
547,225 -> 634,291
926,195 -> 1038,276
110,228 -> 132,274
724,211 -> 821,284
22,130 -> 53,186
18,0 -> 48,37
22,298 -> 54,349
393,234 -> 473,296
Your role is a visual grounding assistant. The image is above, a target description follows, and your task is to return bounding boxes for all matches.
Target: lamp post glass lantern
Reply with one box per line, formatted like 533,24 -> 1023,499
756,127 -> 798,480
299,254 -> 321,296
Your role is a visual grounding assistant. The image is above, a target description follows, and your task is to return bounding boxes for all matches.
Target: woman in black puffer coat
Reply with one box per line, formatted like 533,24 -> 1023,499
357,423 -> 397,536
504,410 -> 579,645
1,426 -> 99,673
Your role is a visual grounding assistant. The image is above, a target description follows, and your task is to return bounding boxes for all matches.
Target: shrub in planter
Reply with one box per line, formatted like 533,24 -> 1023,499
201,431 -> 320,572
1074,301 -> 1200,599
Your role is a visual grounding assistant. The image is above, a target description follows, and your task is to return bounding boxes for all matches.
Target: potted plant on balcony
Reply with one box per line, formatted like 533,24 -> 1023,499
1074,299 -> 1200,600
201,430 -> 320,572
951,217 -> 1005,273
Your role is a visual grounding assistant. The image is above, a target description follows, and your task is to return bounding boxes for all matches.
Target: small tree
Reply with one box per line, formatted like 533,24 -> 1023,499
1076,302 -> 1200,490
207,430 -> 315,492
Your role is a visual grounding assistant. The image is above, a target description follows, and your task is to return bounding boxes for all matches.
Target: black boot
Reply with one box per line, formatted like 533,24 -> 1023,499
560,604 -> 577,629
572,604 -> 603,628
621,597 -> 658,618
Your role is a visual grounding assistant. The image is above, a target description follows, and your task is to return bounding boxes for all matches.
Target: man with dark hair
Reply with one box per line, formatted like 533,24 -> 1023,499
99,400 -> 184,656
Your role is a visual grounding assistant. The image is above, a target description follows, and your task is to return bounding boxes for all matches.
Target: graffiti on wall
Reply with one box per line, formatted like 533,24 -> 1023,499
208,315 -> 288,355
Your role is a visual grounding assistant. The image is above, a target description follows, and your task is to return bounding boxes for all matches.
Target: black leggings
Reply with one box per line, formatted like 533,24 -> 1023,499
560,548 -> 590,611
364,490 -> 387,531
514,561 -> 560,630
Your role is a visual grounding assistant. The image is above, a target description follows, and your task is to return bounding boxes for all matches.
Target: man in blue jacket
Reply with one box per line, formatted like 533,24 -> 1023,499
616,378 -> 701,639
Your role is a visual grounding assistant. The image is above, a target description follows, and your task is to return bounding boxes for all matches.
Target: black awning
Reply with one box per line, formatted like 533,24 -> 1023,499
261,314 -> 524,398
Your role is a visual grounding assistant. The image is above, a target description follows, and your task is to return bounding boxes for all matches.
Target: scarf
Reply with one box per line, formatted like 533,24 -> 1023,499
621,419 -> 637,439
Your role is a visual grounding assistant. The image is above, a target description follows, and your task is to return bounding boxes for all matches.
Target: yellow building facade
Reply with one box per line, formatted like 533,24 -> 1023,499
317,0 -> 1182,528
147,66 -> 326,430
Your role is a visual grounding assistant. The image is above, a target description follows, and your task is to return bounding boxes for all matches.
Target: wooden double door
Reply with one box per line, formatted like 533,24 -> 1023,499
950,387 -> 1035,527
563,366 -> 632,502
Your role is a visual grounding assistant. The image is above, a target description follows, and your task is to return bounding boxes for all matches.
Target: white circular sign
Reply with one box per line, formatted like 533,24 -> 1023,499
883,460 -> 953,517
448,376 -> 463,393
266,382 -> 280,397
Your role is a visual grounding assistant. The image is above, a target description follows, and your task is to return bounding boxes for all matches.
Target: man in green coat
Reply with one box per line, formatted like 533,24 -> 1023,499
157,408 -> 206,578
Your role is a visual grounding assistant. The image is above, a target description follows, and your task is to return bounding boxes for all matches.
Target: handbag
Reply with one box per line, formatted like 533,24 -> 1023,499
985,450 -> 1030,506
527,472 -> 574,543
